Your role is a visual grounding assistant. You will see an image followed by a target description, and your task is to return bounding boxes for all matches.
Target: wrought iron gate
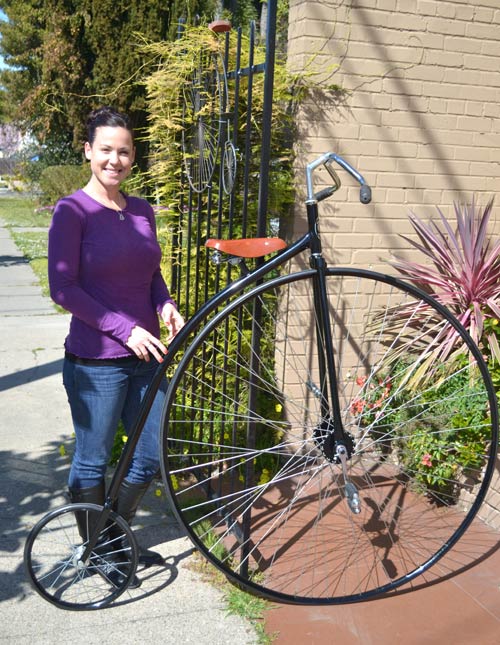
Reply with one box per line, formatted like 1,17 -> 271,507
161,2 -> 289,580
167,2 -> 278,319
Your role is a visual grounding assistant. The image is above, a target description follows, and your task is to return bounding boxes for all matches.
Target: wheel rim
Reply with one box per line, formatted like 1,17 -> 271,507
161,269 -> 497,603
182,51 -> 223,193
24,504 -> 138,610
222,140 -> 237,194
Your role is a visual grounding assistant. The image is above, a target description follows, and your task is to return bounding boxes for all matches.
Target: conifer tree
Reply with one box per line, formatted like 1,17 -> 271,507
0,0 -> 223,167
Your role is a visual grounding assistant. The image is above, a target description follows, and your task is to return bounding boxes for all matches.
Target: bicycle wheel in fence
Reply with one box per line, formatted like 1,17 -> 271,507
182,50 -> 224,193
24,503 -> 138,610
160,269 -> 497,603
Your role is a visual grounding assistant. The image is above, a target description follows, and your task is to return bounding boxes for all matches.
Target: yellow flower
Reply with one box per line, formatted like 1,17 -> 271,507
275,403 -> 282,413
58,444 -> 66,457
122,435 -> 128,443
259,469 -> 271,485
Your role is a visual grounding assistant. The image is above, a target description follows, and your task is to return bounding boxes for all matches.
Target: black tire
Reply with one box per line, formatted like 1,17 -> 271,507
24,503 -> 138,610
160,269 -> 498,603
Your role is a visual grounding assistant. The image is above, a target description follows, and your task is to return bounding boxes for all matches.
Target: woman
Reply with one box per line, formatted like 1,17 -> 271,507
48,106 -> 184,584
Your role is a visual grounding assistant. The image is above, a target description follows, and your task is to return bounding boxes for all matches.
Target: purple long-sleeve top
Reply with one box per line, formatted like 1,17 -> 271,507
48,189 -> 175,359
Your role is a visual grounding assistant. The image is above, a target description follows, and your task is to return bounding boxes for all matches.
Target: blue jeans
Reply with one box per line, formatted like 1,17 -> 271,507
63,356 -> 167,489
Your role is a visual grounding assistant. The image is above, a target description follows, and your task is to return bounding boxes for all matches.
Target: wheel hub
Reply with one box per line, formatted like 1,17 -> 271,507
72,544 -> 87,570
313,418 -> 355,463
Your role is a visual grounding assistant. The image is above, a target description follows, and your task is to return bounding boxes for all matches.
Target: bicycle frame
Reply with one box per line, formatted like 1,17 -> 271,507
82,152 -> 371,562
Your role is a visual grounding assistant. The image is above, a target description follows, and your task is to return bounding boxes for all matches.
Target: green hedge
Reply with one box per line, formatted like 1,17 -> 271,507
38,164 -> 91,206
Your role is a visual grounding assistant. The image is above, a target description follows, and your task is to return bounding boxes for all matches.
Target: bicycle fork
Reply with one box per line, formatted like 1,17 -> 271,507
307,200 -> 361,515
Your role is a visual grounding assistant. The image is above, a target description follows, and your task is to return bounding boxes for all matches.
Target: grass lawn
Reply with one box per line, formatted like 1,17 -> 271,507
0,196 -> 52,228
0,196 -> 57,304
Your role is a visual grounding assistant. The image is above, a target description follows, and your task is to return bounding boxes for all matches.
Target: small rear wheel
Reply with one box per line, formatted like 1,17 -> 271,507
160,269 -> 497,603
24,503 -> 138,610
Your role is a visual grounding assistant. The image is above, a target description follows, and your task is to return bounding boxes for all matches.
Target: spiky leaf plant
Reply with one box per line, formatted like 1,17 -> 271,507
389,198 -> 500,364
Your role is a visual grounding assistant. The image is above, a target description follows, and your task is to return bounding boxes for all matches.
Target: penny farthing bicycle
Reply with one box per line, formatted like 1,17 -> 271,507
181,23 -> 229,194
181,19 -> 237,196
24,151 -> 498,610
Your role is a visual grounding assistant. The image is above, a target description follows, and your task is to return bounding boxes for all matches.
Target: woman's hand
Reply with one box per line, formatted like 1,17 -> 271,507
126,325 -> 167,362
160,302 -> 185,343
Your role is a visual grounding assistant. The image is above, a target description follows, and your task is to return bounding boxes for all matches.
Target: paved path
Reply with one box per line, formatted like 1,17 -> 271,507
2,207 -> 499,644
0,214 -> 256,644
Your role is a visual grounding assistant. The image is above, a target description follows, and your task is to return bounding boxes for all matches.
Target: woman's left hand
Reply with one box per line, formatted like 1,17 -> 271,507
160,302 -> 185,343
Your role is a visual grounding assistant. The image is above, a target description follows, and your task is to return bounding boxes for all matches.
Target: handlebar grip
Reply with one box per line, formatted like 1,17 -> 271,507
360,185 -> 372,204
314,186 -> 337,202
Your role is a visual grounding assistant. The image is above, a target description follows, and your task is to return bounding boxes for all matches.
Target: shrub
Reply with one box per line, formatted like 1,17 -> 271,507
350,358 -> 491,504
38,164 -> 91,206
365,198 -> 499,501
389,198 -> 500,363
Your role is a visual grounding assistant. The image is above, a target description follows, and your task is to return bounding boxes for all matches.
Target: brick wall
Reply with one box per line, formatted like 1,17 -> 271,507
287,0 -> 500,527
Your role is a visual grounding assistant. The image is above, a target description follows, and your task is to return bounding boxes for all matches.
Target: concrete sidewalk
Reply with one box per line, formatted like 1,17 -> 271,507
2,208 -> 499,645
0,214 -> 256,644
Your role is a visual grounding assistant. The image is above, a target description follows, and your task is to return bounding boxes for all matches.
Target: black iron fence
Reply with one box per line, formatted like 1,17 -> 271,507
166,3 -> 278,320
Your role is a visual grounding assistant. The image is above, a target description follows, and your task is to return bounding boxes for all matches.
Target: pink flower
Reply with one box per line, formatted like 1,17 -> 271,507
350,399 -> 365,415
356,375 -> 367,386
421,453 -> 433,467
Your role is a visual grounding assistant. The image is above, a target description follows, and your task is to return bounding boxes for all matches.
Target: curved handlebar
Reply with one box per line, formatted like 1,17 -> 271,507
306,152 -> 372,204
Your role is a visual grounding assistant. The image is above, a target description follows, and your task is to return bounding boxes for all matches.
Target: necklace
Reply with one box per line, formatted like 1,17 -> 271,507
82,186 -> 126,219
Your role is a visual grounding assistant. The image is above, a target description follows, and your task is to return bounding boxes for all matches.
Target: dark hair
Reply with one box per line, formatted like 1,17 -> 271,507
86,106 -> 133,145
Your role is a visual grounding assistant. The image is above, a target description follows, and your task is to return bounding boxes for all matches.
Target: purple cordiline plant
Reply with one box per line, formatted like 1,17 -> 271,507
390,197 -> 500,363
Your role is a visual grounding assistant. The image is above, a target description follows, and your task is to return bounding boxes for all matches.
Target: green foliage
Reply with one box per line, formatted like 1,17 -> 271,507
275,0 -> 289,55
0,1 -> 219,168
38,164 -> 90,206
0,197 -> 54,301
225,586 -> 275,644
142,23 -> 313,506
480,316 -> 500,421
352,359 -> 491,503
0,196 -> 53,228
142,24 -> 298,312
9,227 -> 62,308
183,495 -> 275,643
11,231 -> 46,302
109,421 -> 128,467
166,291 -> 287,490
16,131 -> 83,189
227,0 -> 259,29
10,230 -> 47,261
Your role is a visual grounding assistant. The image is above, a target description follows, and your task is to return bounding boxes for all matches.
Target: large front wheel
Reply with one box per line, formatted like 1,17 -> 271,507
160,269 -> 498,604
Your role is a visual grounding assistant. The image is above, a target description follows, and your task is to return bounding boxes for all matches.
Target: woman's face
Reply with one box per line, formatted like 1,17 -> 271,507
84,126 -> 135,190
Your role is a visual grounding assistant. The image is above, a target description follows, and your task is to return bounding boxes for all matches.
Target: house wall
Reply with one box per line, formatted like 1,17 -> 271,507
287,0 -> 500,528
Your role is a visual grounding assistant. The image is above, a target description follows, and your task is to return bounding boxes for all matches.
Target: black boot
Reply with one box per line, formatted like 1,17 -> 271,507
115,480 -> 164,567
69,483 -> 141,589
68,482 -> 105,541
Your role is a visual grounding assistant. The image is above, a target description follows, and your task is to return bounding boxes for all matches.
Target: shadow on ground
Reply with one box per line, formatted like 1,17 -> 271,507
0,439 -> 189,606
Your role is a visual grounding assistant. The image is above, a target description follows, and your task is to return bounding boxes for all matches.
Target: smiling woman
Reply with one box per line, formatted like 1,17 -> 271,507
46,105 -> 185,587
